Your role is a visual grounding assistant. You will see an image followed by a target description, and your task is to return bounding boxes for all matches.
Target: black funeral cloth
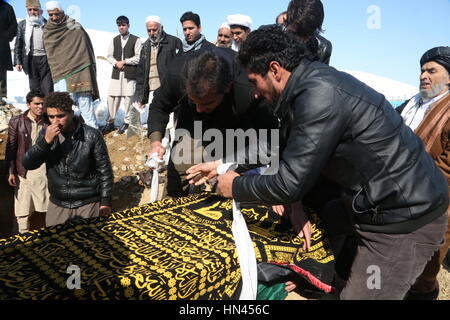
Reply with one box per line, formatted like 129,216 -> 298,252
0,193 -> 335,300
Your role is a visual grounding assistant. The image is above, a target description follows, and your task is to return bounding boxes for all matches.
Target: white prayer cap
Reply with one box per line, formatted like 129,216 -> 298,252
146,16 -> 162,24
226,14 -> 252,29
219,22 -> 230,30
45,1 -> 62,10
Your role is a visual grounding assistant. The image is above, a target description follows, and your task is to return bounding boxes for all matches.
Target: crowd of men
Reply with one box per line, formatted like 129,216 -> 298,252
1,0 -> 449,300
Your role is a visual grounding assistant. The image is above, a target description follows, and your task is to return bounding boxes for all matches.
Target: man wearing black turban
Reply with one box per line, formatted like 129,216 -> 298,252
397,47 -> 450,300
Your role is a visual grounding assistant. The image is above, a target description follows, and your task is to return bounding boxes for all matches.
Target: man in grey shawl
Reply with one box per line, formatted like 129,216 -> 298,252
43,1 -> 99,129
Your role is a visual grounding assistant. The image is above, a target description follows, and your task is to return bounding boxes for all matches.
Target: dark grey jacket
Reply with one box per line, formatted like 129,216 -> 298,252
233,60 -> 449,234
0,1 -> 17,71
135,31 -> 182,105
23,118 -> 114,209
14,19 -> 48,74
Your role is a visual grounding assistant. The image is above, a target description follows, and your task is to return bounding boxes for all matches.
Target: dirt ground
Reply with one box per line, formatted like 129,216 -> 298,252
0,129 -> 449,300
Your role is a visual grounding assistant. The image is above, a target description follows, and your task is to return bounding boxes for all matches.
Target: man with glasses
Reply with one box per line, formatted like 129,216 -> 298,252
43,1 -> 100,129
23,92 -> 113,227
0,0 -> 17,106
14,0 -> 54,95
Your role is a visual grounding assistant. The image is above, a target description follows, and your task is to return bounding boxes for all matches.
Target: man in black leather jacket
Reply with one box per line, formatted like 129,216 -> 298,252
285,0 -> 332,65
147,48 -> 278,197
217,25 -> 449,300
23,92 -> 114,227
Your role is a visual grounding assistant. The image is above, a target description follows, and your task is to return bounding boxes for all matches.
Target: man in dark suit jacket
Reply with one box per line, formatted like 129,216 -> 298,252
0,0 -> 17,105
14,0 -> 54,96
135,16 -> 182,108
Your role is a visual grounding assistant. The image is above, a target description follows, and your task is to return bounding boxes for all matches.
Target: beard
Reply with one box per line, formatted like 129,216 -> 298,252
268,81 -> 281,105
420,81 -> 448,100
28,15 -> 41,23
150,31 -> 162,42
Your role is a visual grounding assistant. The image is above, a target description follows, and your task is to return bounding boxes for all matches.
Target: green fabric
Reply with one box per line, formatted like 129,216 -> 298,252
257,282 -> 288,301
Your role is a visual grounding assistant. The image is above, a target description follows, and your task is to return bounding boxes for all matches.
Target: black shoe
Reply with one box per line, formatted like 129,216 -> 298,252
102,122 -> 115,135
405,287 -> 439,300
444,250 -> 450,272
117,123 -> 129,135
0,99 -> 7,106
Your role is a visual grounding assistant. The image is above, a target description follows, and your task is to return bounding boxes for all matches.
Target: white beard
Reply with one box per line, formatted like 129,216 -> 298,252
28,15 -> 44,26
421,81 -> 448,100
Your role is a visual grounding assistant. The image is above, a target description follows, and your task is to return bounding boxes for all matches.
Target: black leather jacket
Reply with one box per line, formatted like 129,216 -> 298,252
23,118 -> 114,209
233,60 -> 448,234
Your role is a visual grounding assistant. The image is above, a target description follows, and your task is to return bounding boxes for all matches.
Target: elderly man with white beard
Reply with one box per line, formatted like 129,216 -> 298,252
397,46 -> 450,300
135,16 -> 181,135
14,0 -> 54,95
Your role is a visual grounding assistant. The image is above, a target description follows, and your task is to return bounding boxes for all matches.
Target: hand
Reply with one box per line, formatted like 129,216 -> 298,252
186,160 -> 222,186
148,141 -> 166,160
8,174 -> 18,187
15,65 -> 23,72
115,60 -> 126,71
99,206 -> 112,217
216,171 -> 240,198
290,201 -> 312,251
45,124 -> 61,144
272,205 -> 286,217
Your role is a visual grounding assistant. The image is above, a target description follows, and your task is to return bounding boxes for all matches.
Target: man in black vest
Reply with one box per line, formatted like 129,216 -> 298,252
103,16 -> 142,135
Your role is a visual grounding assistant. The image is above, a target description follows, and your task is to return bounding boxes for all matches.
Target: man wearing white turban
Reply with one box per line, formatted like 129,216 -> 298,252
43,1 -> 100,129
226,14 -> 252,52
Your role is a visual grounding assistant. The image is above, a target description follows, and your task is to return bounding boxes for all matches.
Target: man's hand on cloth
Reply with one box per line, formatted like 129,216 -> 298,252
272,201 -> 312,251
186,160 -> 223,186
148,141 -> 166,160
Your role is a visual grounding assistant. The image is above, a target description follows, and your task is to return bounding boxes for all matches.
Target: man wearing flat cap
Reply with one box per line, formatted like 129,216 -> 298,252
226,14 -> 252,52
0,0 -> 17,106
15,0 -> 54,96
397,46 -> 450,300
43,1 -> 100,129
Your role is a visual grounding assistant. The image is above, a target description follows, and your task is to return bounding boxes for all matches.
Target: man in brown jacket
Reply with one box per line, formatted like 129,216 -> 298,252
397,46 -> 450,300
6,90 -> 49,234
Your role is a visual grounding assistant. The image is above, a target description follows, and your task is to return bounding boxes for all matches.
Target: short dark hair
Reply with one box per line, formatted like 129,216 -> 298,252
180,11 -> 201,27
286,0 -> 324,40
183,51 -> 232,97
116,15 -> 129,25
237,25 -> 307,76
44,92 -> 74,112
229,24 -> 250,32
26,90 -> 45,104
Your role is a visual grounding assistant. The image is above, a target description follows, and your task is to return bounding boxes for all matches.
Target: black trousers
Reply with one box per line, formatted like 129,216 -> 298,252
0,69 -> 6,98
28,55 -> 54,96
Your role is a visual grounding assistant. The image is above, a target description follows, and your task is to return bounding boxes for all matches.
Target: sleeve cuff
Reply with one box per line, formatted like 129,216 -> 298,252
149,131 -> 164,143
100,197 -> 112,207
